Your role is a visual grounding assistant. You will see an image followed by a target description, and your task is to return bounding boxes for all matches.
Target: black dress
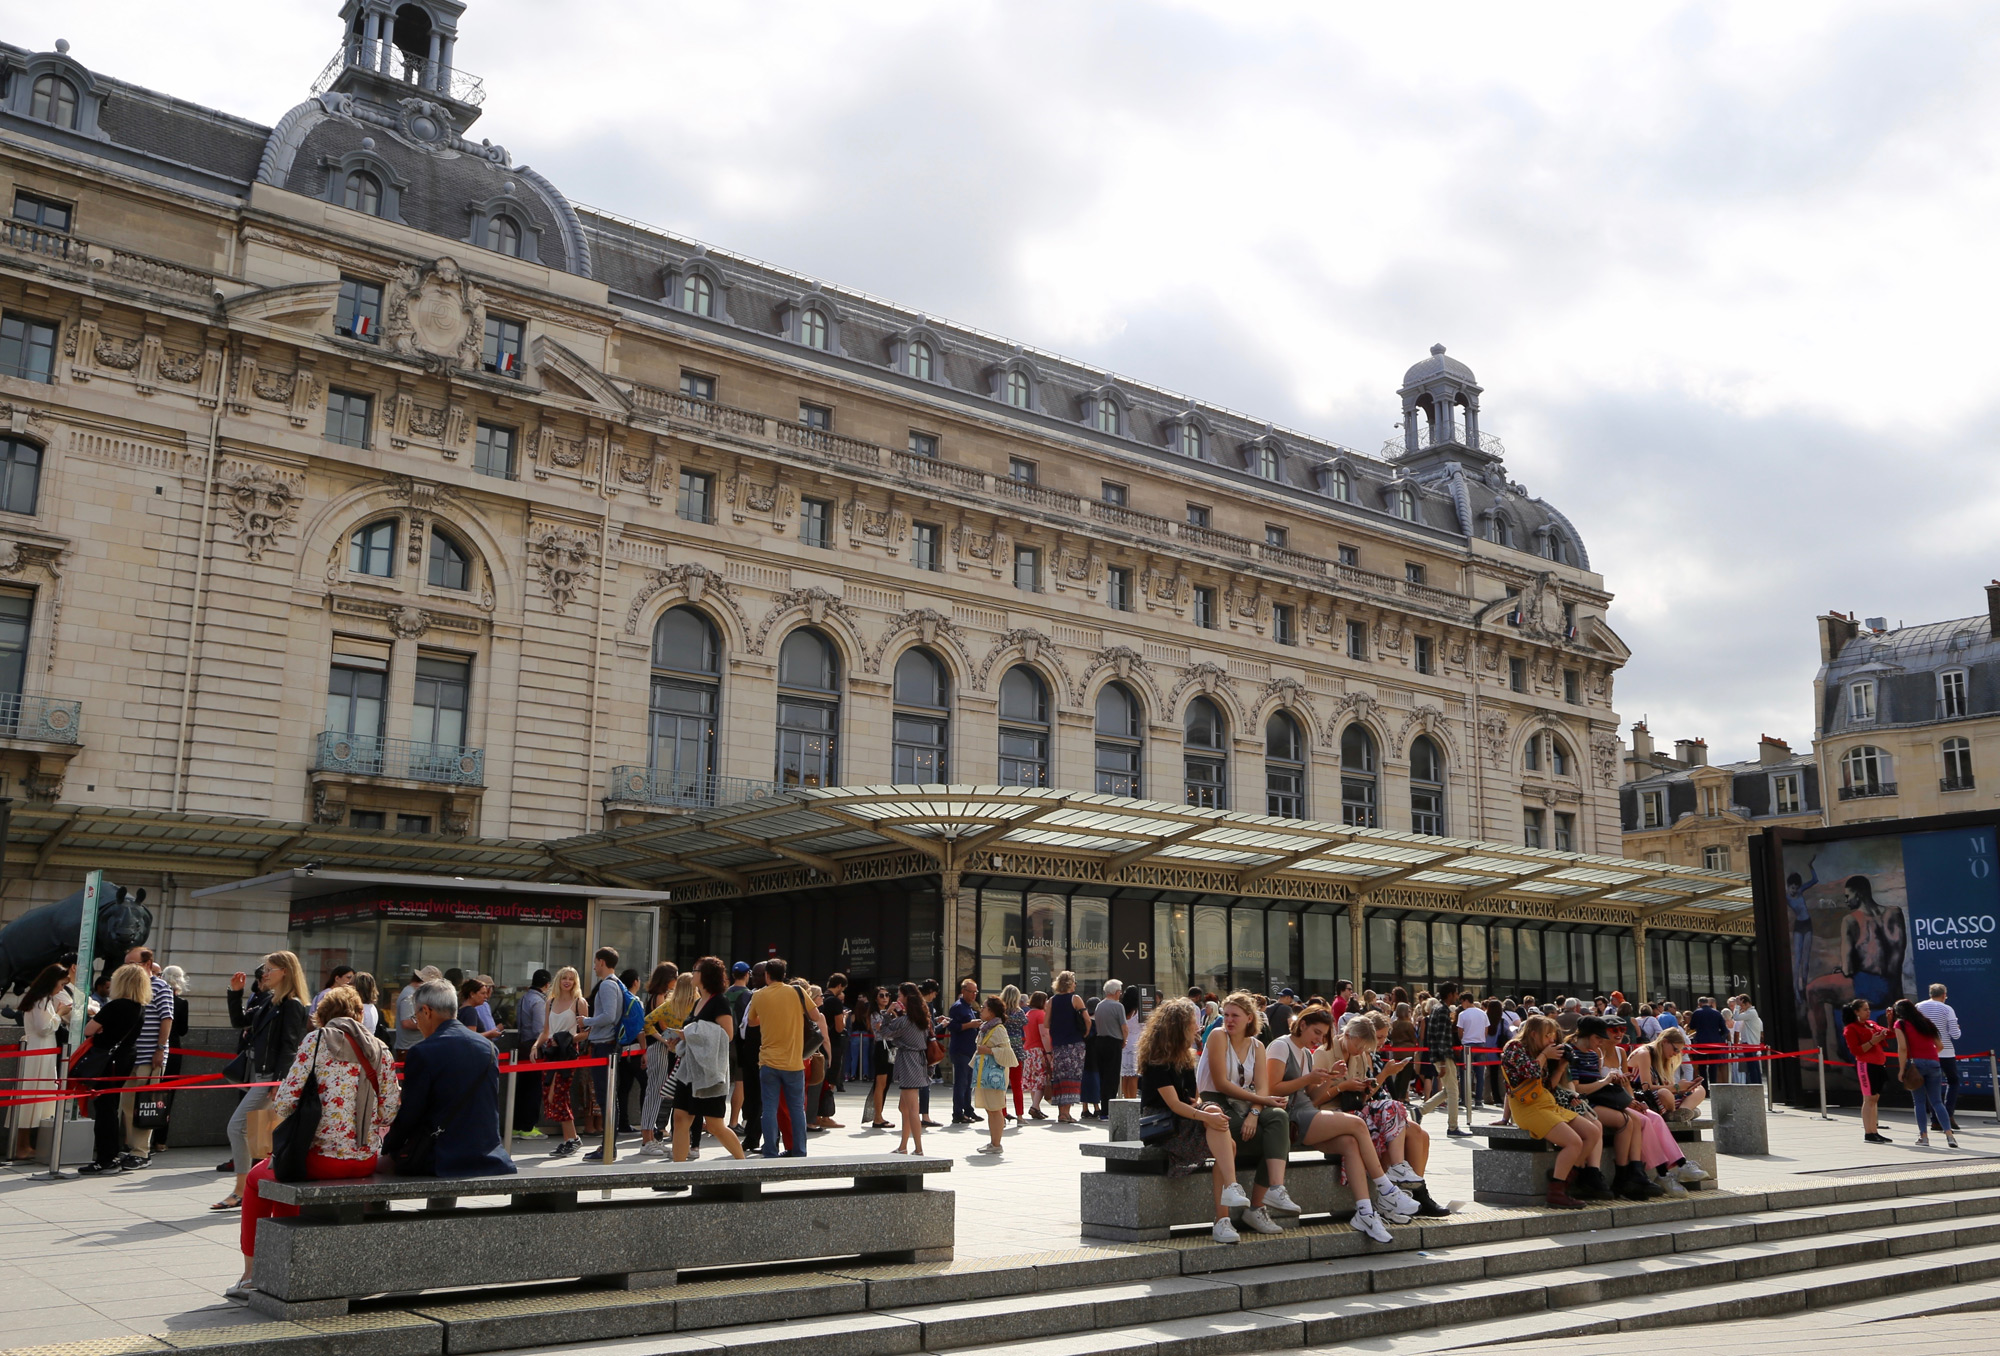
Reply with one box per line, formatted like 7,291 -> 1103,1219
83,997 -> 143,1167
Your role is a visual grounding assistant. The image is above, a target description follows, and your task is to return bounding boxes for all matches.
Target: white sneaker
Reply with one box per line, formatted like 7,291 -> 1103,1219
638,1140 -> 671,1157
1349,1204 -> 1392,1243
1241,1206 -> 1284,1235
686,1147 -> 700,1159
1674,1160 -> 1708,1184
1219,1182 -> 1252,1210
1386,1160 -> 1424,1185
1212,1216 -> 1241,1244
1378,1185 -> 1421,1220
1658,1173 -> 1688,1196
1262,1184 -> 1302,1214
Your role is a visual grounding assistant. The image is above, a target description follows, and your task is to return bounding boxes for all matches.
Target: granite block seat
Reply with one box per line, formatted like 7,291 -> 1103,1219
1471,1117 -> 1717,1207
1080,1101 -> 1354,1242
245,1154 -> 953,1319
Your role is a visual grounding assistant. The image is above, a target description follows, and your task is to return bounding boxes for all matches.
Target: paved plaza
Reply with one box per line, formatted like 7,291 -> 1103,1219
1,1091 -> 1994,1353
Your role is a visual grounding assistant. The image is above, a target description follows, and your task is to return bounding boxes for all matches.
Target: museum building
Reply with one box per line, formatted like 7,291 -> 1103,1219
0,2 -> 1753,1018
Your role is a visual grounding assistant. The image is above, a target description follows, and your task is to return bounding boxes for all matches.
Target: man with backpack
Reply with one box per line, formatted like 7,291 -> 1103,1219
744,957 -> 829,1158
582,947 -> 643,1161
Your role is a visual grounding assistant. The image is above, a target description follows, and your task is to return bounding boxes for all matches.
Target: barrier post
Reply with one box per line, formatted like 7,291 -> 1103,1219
1765,1047 -> 1777,1114
503,1051 -> 517,1156
1990,1052 -> 1998,1127
1461,1042 -> 1474,1119
1817,1049 -> 1831,1120
38,1056 -> 72,1180
601,1053 -> 617,1165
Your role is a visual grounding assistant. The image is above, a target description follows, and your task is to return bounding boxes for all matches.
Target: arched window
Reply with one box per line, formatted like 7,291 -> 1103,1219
682,273 -> 713,317
776,629 -> 839,788
485,214 -> 522,257
1550,737 -> 1571,777
1265,711 -> 1305,818
907,340 -> 933,381
0,438 -> 42,516
1842,745 -> 1887,797
891,648 -> 950,783
427,530 -> 470,590
1944,737 -> 1974,789
1522,732 -> 1541,772
30,75 -> 78,129
1340,724 -> 1377,827
998,664 -> 1050,787
1410,734 -> 1444,835
1004,369 -> 1031,409
1489,514 -> 1512,547
1180,424 -> 1203,458
651,606 -> 719,803
1327,464 -> 1351,502
1547,532 -> 1571,565
1094,683 -> 1142,797
1254,444 -> 1280,480
343,170 -> 383,216
348,519 -> 396,576
798,308 -> 827,350
1395,487 -> 1417,521
1183,697 -> 1227,809
1095,397 -> 1119,435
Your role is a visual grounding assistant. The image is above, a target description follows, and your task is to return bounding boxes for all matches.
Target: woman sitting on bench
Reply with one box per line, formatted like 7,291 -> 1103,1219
1628,1026 -> 1707,1124
1316,1015 -> 1430,1185
1135,997 -> 1254,1245
1499,1014 -> 1605,1210
1196,992 -> 1297,1240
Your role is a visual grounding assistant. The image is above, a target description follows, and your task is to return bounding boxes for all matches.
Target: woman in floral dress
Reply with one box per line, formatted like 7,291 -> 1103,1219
1021,991 -> 1051,1117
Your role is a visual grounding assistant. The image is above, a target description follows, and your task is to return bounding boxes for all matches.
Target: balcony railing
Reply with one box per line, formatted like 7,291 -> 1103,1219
1837,781 -> 1898,801
311,40 -> 486,107
608,767 -> 777,810
1942,775 -> 1977,793
892,449 -> 986,490
0,693 -> 82,744
774,420 -> 882,466
0,220 -> 82,265
313,732 -> 484,786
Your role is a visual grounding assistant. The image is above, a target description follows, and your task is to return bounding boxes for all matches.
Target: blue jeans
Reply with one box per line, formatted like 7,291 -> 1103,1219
846,1032 -> 868,1082
951,1051 -> 974,1119
1909,1058 -> 1949,1138
760,1066 -> 806,1158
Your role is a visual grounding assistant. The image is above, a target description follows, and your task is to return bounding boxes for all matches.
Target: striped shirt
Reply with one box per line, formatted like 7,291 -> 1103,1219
133,974 -> 174,1065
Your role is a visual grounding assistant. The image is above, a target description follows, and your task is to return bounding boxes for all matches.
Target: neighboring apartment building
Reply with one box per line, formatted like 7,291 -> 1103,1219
1620,724 -> 1823,870
1816,585 -> 2000,826
0,4 -> 1751,1016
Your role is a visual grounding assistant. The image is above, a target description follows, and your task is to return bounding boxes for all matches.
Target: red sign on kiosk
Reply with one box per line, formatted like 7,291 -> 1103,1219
289,888 -> 587,930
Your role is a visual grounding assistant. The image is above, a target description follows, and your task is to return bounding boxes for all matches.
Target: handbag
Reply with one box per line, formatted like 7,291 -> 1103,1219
797,984 -> 825,1059
270,1032 -> 325,1182
133,1089 -> 173,1130
1900,1063 -> 1925,1091
1137,1110 -> 1178,1145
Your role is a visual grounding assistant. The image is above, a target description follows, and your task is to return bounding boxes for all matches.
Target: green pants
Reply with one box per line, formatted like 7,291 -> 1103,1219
1224,1104 -> 1291,1186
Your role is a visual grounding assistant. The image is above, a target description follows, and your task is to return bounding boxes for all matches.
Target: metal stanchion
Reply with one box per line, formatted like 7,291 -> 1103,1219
601,1053 -> 617,1165
503,1052 -> 517,1156
1765,1047 -> 1778,1114
1461,1043 -> 1474,1122
1817,1049 -> 1831,1120
38,1060 -> 73,1181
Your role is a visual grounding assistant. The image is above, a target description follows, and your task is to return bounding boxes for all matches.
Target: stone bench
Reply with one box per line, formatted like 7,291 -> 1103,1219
1080,1101 -> 1354,1242
1471,1116 -> 1717,1207
247,1154 -> 952,1319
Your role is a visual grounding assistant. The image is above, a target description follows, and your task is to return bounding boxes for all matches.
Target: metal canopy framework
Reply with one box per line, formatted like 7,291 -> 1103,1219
3,791 -> 1753,935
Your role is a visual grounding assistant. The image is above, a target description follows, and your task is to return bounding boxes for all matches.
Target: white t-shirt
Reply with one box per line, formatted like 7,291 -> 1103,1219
1456,1006 -> 1491,1046
1916,1000 -> 1959,1058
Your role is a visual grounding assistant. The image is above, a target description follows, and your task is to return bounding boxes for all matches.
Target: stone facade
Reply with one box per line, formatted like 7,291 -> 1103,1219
0,11 -> 1629,1009
1619,726 -> 1823,870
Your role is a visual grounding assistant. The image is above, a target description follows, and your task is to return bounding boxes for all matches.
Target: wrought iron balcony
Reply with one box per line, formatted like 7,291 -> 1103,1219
608,767 -> 776,810
1836,781 -> 1898,801
0,693 -> 82,744
313,732 -> 484,786
1942,775 -> 1977,793
311,40 -> 486,108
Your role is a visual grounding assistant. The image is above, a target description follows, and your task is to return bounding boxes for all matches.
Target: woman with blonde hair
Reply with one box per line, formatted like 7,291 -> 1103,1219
1197,991 -> 1295,1239
1501,1013 -> 1604,1209
533,965 -> 590,1157
216,951 -> 310,1208
639,968 -> 698,1155
1137,998 -> 1248,1243
226,986 -> 399,1303
1629,1026 -> 1707,1123
77,964 -> 152,1175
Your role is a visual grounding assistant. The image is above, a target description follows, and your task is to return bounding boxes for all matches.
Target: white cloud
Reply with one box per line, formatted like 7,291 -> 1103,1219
21,0 -> 2000,761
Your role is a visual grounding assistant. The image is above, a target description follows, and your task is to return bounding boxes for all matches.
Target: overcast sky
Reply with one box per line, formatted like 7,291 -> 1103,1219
20,0 -> 2000,763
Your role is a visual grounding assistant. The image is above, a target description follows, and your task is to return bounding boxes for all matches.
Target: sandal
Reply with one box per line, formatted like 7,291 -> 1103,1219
211,1195 -> 242,1211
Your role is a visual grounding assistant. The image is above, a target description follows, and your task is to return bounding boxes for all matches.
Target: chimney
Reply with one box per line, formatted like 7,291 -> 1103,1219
1988,581 -> 2000,639
1759,734 -> 1793,766
1630,721 -> 1654,761
1820,611 -> 1859,663
1674,738 -> 1709,767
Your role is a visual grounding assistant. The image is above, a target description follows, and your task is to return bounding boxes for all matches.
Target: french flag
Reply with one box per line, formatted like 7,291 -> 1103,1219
498,352 -> 517,374
351,314 -> 371,336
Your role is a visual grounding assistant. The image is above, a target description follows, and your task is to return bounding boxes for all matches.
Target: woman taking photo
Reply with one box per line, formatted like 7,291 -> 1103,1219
1892,998 -> 1956,1148
881,983 -> 934,1155
1499,1014 -> 1604,1209
226,987 -> 398,1304
77,963 -> 151,1175
867,986 -> 895,1128
671,958 -> 745,1162
972,995 -> 1015,1153
1197,991 -> 1296,1238
1046,971 -> 1090,1123
7,961 -> 73,1159
533,966 -> 591,1157
216,950 -> 310,1208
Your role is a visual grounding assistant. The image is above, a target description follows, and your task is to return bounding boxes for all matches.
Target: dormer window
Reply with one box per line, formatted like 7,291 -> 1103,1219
1094,397 -> 1120,435
1488,513 -> 1513,547
30,75 -> 78,129
906,339 -> 933,380
1180,424 -> 1203,458
484,214 -> 522,257
682,273 -> 713,316
1004,369 -> 1030,409
1546,531 -> 1572,565
1252,444 -> 1280,480
1848,679 -> 1876,723
1395,487 -> 1417,521
1325,464 -> 1351,501
799,308 -> 828,350
343,170 -> 383,217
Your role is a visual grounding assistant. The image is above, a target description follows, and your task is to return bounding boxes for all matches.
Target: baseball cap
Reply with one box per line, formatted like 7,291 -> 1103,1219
731,961 -> 751,977
1278,988 -> 1297,998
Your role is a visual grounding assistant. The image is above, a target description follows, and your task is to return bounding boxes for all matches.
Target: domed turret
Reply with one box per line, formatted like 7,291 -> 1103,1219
1396,343 -> 1486,459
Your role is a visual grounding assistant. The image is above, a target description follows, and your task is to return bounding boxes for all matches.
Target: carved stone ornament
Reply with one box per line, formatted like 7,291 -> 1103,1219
1071,645 -> 1153,708
1481,710 -> 1512,767
1259,676 -> 1313,721
384,257 -> 489,373
1394,704 -> 1457,761
1589,731 -> 1622,788
389,606 -> 430,640
221,465 -> 300,562
864,608 -> 966,675
975,628 -> 1071,695
623,562 -> 748,640
750,587 -> 859,655
1167,661 -> 1236,715
529,525 -> 594,615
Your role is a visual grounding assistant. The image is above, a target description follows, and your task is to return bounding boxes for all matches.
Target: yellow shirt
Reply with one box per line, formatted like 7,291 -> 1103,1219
749,982 -> 812,1072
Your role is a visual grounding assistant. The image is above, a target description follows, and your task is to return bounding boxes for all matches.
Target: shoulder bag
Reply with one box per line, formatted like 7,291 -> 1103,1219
269,1032 -> 325,1183
796,983 -> 825,1058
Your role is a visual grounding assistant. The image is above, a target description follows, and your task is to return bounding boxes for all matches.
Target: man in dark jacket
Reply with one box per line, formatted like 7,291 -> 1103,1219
383,978 -> 516,1178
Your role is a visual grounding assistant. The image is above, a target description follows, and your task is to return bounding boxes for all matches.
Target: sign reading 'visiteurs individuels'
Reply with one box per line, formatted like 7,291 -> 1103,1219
289,888 -> 587,930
